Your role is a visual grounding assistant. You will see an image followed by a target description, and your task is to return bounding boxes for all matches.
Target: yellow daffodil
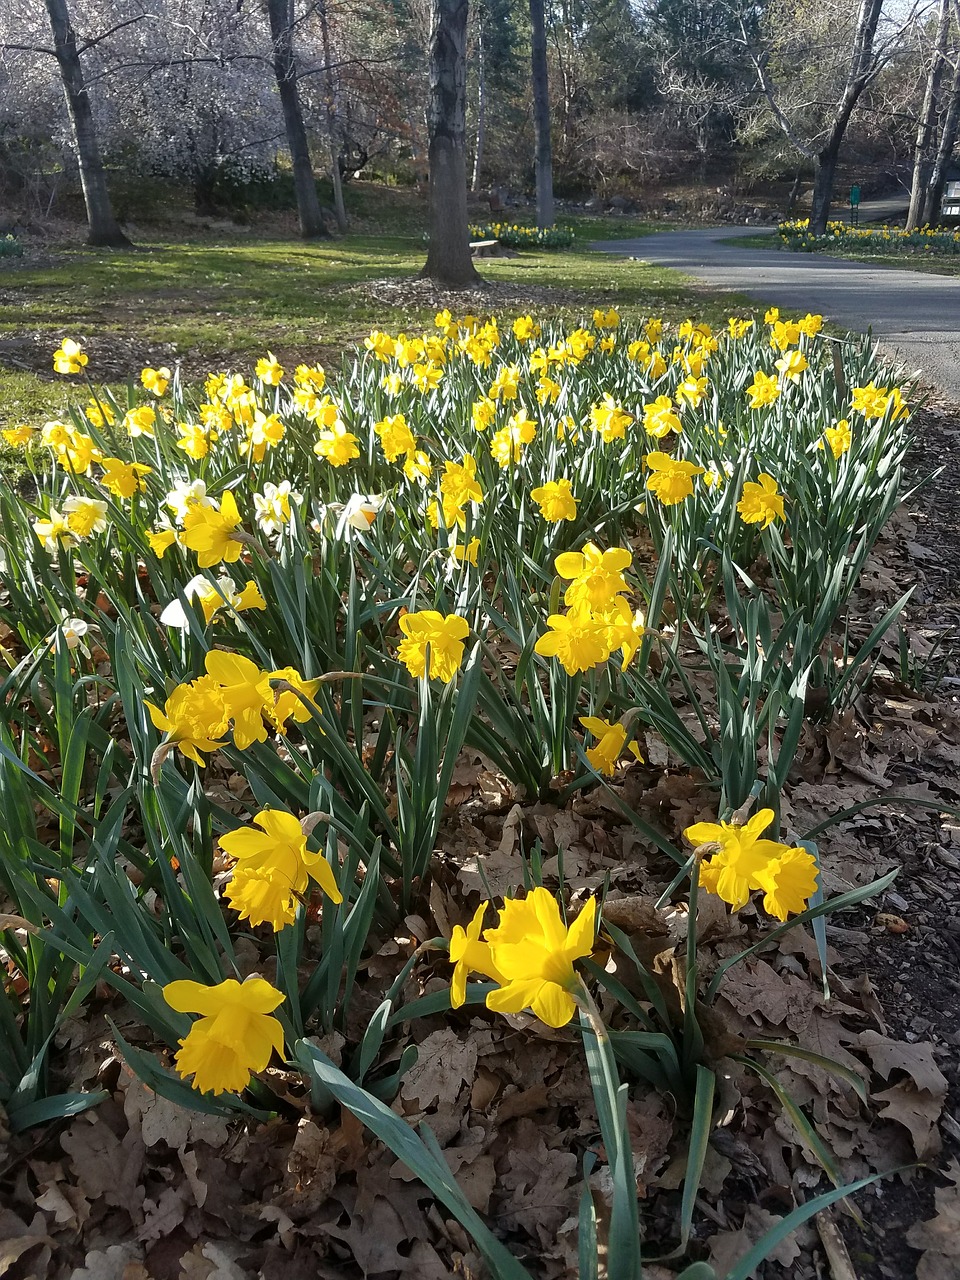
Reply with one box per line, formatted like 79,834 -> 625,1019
375,413 -> 417,462
536,375 -> 561,405
534,608 -> 611,674
600,595 -> 646,668
642,395 -> 682,438
530,478 -> 577,522
141,366 -> 171,396
769,320 -> 801,352
774,350 -> 807,382
823,420 -> 852,458
483,888 -> 596,1028
53,338 -> 88,375
164,976 -> 285,1095
555,542 -> 632,611
63,496 -> 108,538
176,422 -> 211,460
488,365 -> 521,402
675,375 -> 709,408
3,424 -> 36,448
365,330 -> 396,361
242,412 -> 285,463
84,398 -> 115,429
124,405 -> 157,438
438,455 -> 483,527
452,537 -> 481,565
512,315 -> 541,341
204,650 -> 273,750
746,371 -> 780,408
579,716 -> 643,776
685,809 -> 787,909
753,847 -> 819,920
255,352 -> 284,385
589,394 -> 633,443
737,474 -> 785,528
449,903 -> 506,1007
412,361 -> 443,393
490,410 -> 536,467
314,422 -> 361,466
221,808 -> 341,930
295,363 -> 326,389
850,382 -> 890,420
99,458 -> 152,499
266,666 -> 322,733
644,452 -> 705,505
471,397 -> 498,432
397,610 -> 470,683
181,490 -> 245,567
146,676 -> 230,766
147,528 -> 178,557
797,312 -> 823,337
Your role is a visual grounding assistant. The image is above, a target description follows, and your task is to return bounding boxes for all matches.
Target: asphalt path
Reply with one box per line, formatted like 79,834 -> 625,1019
594,224 -> 960,398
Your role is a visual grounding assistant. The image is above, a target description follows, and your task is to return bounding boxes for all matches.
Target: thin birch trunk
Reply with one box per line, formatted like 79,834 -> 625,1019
471,21 -> 486,193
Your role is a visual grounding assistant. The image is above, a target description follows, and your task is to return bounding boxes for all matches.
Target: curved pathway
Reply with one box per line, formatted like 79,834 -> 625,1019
595,225 -> 960,398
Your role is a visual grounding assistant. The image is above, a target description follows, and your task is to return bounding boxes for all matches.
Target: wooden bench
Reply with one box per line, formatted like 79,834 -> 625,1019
470,239 -> 501,257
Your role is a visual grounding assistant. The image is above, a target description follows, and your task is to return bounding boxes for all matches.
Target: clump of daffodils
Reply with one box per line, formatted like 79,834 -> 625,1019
683,809 -> 818,921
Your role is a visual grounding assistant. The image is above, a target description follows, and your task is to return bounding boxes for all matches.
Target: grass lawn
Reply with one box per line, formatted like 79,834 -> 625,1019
0,185 -> 753,436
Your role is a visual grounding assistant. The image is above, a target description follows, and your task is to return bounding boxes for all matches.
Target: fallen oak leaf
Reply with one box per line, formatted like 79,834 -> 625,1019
873,1081 -> 944,1160
906,1160 -> 960,1279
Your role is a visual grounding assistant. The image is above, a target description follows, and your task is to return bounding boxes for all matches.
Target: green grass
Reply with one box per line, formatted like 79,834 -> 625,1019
0,187 -> 748,429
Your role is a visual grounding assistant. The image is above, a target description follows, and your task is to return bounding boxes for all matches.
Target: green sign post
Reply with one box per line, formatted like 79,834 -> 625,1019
850,184 -> 861,226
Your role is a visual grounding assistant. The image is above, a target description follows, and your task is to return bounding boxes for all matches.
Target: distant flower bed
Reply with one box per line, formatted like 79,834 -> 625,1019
470,221 -> 575,250
779,218 -> 960,255
0,233 -> 23,258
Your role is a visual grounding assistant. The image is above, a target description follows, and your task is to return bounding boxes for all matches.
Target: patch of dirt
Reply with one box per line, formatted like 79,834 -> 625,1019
348,273 -> 606,313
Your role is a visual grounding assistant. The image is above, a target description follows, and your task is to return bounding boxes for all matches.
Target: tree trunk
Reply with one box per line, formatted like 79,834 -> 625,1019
925,46 -> 960,224
471,20 -> 486,193
529,0 -> 554,228
806,0 -> 885,235
907,0 -> 950,231
318,0 -> 348,232
421,0 -> 480,286
786,167 -> 803,216
809,141 -> 842,234
265,0 -> 328,239
43,0 -> 129,248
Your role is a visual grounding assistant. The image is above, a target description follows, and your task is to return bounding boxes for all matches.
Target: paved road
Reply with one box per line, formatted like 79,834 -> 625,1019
595,224 -> 960,398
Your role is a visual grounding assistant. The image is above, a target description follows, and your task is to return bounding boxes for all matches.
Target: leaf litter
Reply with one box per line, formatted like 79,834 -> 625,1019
1,406 -> 960,1279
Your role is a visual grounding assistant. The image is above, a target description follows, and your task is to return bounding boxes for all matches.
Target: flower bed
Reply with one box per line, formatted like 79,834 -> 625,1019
469,221 -> 575,249
779,217 -> 960,254
0,305 -> 924,1271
